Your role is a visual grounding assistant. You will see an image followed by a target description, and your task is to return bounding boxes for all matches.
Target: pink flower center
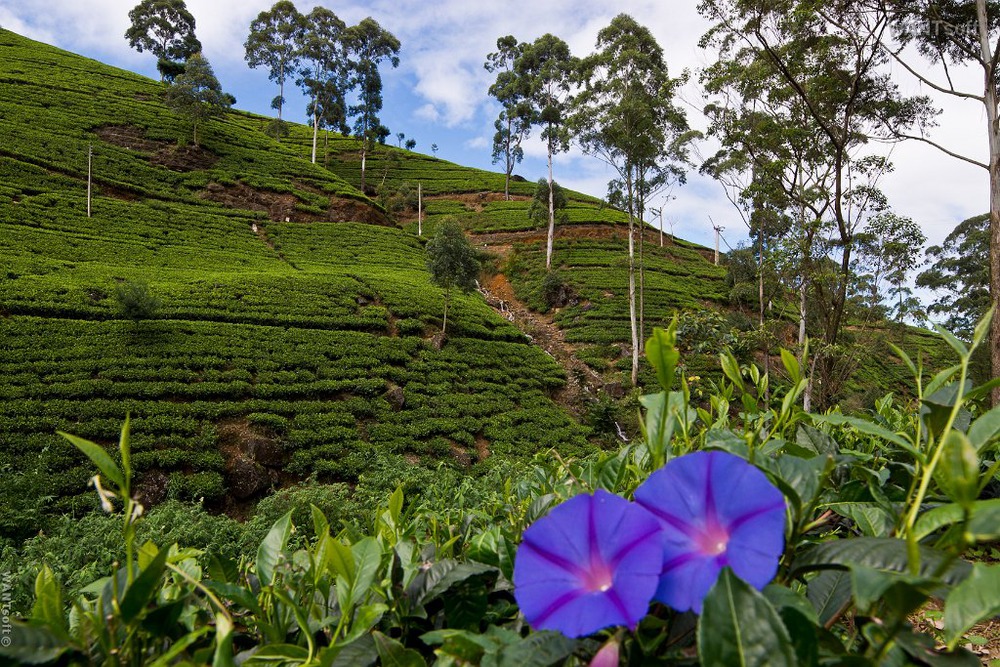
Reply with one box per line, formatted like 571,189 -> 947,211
695,521 -> 729,557
581,559 -> 614,593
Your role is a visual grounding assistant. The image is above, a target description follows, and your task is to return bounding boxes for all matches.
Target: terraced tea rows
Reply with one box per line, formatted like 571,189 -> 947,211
0,29 -> 591,538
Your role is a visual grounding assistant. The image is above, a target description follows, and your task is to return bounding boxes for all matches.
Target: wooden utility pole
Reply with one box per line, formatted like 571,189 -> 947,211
87,144 -> 92,218
659,207 -> 664,247
418,183 -> 423,236
710,217 -> 724,265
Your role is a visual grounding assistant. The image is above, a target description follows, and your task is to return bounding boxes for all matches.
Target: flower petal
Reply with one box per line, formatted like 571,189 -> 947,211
635,451 -> 786,614
514,489 -> 662,637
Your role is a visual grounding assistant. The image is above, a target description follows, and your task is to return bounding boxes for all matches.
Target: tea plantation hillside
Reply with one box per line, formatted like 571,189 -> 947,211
0,29 -> 592,537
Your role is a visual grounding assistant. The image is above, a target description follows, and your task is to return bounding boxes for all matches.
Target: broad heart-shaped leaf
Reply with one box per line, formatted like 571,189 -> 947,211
0,623 -> 72,664
791,537 -> 972,586
944,563 -> 1000,648
120,543 -> 169,622
31,564 -> 67,640
646,324 -> 680,392
805,570 -> 852,627
256,510 -> 293,585
373,631 -> 426,667
58,430 -> 126,490
697,568 -> 797,667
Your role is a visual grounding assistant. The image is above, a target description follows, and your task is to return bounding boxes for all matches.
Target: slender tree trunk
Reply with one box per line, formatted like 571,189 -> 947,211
87,144 -> 92,219
360,146 -> 367,192
443,286 -> 450,333
628,173 -> 639,386
977,0 -> 1000,405
639,202 -> 645,344
799,280 -> 808,346
759,234 -> 769,395
278,61 -> 284,124
505,114 -> 513,201
312,105 -> 319,164
546,136 -> 555,270
418,182 -> 423,236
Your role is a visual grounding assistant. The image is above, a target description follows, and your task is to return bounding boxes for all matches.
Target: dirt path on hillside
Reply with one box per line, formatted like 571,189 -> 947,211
478,272 -> 604,415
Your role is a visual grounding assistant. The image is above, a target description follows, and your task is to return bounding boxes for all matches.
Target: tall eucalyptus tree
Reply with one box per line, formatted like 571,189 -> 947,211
518,34 -> 575,270
574,14 -> 693,386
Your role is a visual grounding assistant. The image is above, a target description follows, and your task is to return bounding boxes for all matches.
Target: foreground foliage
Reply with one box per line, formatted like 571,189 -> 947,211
5,314 -> 1000,665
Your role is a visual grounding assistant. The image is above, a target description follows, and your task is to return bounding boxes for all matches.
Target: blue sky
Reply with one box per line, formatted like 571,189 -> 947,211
0,0 -> 991,258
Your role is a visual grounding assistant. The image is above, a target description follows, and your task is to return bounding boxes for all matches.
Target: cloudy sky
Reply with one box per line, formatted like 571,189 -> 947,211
0,0 -> 990,256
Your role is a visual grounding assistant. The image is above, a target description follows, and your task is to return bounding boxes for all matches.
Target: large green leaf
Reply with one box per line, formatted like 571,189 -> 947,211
795,425 -> 838,457
967,403 -> 1000,451
120,544 -> 169,622
58,431 -> 125,490
31,565 -> 67,640
944,563 -> 1000,648
373,631 -> 426,667
242,644 -> 310,665
406,560 -> 495,608
791,537 -> 971,585
256,510 -> 293,585
492,631 -> 577,667
0,623 -> 72,664
805,570 -> 851,626
646,324 -> 680,392
810,414 -> 922,461
826,502 -> 894,537
697,568 -> 797,667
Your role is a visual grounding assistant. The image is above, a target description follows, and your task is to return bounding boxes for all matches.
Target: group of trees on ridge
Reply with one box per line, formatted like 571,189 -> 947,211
125,0 -> 401,189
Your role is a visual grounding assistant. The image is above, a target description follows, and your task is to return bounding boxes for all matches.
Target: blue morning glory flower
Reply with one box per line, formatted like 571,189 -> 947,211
634,450 -> 786,614
513,489 -> 663,638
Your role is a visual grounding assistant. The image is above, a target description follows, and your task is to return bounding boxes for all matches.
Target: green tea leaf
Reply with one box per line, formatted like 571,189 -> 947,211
256,510 -> 292,585
805,570 -> 851,628
0,623 -> 71,664
58,431 -> 125,490
968,404 -> 1000,451
944,563 -> 1000,649
373,631 -> 426,667
31,565 -> 66,639
646,323 -> 680,392
810,414 -> 922,461
698,568 -> 796,667
120,544 -> 169,622
780,348 -> 801,384
935,430 -> 979,509
792,537 -> 971,585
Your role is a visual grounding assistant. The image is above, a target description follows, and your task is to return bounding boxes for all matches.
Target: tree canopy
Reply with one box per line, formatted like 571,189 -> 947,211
164,53 -> 231,145
124,0 -> 201,82
344,17 -> 400,192
244,0 -> 306,129
425,220 -> 480,334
